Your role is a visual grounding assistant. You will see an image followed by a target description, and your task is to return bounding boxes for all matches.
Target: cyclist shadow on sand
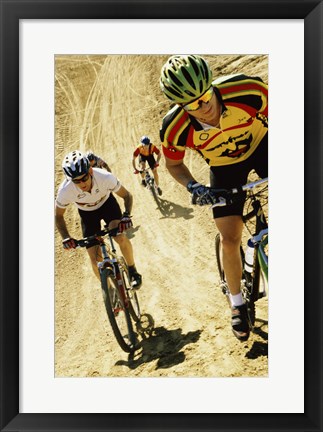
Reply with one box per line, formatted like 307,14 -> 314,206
125,225 -> 141,239
245,318 -> 268,359
155,198 -> 194,220
115,325 -> 202,370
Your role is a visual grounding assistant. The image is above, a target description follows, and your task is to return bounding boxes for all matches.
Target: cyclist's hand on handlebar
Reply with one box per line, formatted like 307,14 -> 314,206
133,169 -> 140,174
62,237 -> 77,250
118,212 -> 133,232
187,180 -> 216,206
154,163 -> 159,168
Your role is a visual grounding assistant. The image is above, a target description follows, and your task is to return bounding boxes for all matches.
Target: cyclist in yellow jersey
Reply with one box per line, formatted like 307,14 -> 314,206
132,135 -> 162,195
159,55 -> 268,341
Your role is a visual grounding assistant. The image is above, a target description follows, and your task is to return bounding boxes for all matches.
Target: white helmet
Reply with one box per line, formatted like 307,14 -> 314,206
62,150 -> 90,179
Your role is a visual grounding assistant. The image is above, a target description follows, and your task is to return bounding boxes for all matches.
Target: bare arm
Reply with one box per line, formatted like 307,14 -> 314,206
165,156 -> 196,188
95,156 -> 111,173
156,151 -> 162,164
115,185 -> 133,215
55,206 -> 71,239
132,156 -> 138,171
101,161 -> 111,173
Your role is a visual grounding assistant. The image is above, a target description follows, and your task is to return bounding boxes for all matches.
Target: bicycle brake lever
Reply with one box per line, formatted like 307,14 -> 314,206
209,196 -> 228,209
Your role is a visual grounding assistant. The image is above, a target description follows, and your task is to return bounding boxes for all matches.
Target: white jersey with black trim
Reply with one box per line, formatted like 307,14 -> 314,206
55,168 -> 121,211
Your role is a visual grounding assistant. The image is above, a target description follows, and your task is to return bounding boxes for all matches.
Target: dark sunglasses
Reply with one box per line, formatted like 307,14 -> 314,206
72,172 -> 90,184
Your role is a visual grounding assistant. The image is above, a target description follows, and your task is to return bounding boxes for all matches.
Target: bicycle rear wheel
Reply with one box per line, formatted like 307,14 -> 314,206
100,267 -> 137,353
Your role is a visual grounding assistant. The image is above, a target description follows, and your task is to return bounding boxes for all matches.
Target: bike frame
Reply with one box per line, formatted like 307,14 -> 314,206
242,188 -> 268,282
142,168 -> 157,191
76,228 -> 141,352
97,234 -> 130,307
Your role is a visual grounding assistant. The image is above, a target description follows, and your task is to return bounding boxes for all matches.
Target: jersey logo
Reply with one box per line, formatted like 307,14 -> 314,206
77,193 -> 86,199
199,133 -> 210,141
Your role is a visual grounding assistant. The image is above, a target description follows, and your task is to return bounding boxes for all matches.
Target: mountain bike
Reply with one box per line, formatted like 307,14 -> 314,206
76,227 -> 141,353
211,177 -> 268,328
140,168 -> 161,200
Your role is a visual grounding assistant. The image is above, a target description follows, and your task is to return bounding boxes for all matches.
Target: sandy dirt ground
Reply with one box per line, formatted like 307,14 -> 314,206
54,54 -> 268,378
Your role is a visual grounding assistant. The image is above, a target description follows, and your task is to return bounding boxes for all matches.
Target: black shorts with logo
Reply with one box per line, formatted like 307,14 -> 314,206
210,133 -> 268,219
139,154 -> 156,170
78,194 -> 122,247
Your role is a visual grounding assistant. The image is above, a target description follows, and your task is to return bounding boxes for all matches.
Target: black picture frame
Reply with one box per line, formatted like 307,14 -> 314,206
1,1 -> 322,431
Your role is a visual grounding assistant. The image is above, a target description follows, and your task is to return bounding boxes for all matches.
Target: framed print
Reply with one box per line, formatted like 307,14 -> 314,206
1,0 -> 322,431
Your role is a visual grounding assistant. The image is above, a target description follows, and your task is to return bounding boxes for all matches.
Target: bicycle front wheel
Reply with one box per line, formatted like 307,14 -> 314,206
120,267 -> 141,322
100,268 -> 137,353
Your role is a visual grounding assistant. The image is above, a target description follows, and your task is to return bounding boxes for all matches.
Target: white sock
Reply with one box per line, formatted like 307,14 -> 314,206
230,292 -> 244,307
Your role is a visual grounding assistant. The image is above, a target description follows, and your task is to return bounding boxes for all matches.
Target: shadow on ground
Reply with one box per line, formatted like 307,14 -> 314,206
245,341 -> 268,359
156,198 -> 194,220
115,326 -> 202,370
126,225 -> 141,239
245,318 -> 268,359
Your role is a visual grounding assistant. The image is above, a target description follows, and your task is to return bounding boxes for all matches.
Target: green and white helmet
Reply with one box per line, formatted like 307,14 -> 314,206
160,54 -> 213,104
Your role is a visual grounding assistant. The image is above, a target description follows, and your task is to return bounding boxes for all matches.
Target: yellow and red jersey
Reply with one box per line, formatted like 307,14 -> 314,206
160,74 -> 268,167
133,143 -> 160,158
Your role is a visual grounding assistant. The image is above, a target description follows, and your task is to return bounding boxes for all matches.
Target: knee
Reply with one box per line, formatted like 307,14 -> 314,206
220,234 -> 241,252
115,234 -> 128,247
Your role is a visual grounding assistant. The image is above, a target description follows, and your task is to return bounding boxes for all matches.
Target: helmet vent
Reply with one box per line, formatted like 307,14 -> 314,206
166,85 -> 183,100
201,60 -> 210,82
181,67 -> 196,90
168,70 -> 183,88
189,56 -> 200,76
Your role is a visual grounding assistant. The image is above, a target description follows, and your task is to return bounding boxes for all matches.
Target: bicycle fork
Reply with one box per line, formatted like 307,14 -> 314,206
97,241 -> 129,314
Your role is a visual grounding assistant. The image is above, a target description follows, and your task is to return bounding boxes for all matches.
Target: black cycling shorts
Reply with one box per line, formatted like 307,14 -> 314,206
78,194 -> 122,247
139,154 -> 156,170
210,133 -> 268,219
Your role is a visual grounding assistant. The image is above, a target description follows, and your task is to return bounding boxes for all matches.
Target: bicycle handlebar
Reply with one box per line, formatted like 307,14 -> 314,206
75,227 -> 120,248
209,177 -> 268,208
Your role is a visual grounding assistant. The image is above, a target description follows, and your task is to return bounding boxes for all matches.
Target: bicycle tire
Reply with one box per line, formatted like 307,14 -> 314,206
100,267 -> 137,353
120,267 -> 141,322
215,233 -> 256,326
250,250 -> 261,304
148,178 -> 157,199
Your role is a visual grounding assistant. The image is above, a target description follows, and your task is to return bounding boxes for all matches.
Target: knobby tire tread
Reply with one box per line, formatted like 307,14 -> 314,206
100,268 -> 136,353
120,269 -> 141,322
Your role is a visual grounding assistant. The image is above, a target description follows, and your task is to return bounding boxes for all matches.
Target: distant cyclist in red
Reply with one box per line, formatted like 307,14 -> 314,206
132,135 -> 162,195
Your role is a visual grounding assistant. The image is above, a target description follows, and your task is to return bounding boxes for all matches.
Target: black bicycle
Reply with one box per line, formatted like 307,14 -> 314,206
76,227 -> 142,353
140,168 -> 161,200
211,178 -> 268,328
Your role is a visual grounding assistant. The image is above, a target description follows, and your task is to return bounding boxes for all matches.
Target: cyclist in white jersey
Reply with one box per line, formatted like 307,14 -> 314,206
55,150 -> 142,288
